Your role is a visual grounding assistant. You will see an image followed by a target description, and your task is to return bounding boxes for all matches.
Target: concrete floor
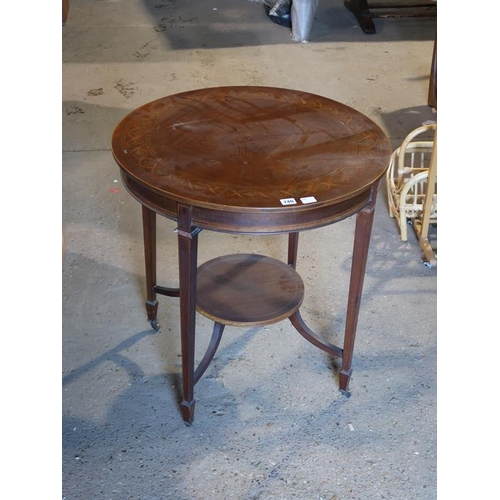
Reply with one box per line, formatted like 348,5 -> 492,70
62,1 -> 437,498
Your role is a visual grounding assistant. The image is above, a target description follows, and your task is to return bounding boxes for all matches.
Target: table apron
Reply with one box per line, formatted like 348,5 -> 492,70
121,172 -> 377,234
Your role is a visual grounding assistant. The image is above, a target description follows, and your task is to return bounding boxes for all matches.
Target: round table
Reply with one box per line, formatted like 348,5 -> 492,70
112,86 -> 391,424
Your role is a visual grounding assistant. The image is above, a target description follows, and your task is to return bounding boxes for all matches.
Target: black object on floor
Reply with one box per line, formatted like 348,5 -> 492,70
265,1 -> 292,28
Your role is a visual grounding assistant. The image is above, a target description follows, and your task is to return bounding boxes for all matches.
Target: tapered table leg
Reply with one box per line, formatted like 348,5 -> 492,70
344,0 -> 376,34
287,232 -> 299,269
339,184 -> 378,393
142,205 -> 159,331
176,204 -> 200,424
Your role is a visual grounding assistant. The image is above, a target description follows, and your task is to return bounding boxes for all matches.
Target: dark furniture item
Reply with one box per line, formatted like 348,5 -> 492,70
345,0 -> 436,34
111,86 -> 391,424
428,36 -> 437,110
62,0 -> 69,25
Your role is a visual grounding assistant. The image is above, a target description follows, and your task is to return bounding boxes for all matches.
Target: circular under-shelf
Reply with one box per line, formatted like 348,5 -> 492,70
196,254 -> 304,326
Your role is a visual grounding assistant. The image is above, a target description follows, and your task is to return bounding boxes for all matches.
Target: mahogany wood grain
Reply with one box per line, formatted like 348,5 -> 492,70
113,86 -> 390,233
62,0 -> 69,25
196,254 -> 304,326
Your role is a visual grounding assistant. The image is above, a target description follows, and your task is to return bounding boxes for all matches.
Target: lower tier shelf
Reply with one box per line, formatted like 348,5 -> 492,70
196,253 -> 304,326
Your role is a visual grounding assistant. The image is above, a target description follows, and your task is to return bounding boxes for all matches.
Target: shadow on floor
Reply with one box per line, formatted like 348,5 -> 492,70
62,0 -> 436,64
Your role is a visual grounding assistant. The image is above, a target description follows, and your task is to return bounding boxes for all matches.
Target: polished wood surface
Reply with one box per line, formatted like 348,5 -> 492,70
428,36 -> 437,110
62,0 -> 69,25
112,86 -> 390,233
196,254 -> 304,326
111,87 -> 392,423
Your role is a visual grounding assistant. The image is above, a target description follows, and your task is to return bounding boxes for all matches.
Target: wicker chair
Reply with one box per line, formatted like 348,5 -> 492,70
386,123 -> 437,243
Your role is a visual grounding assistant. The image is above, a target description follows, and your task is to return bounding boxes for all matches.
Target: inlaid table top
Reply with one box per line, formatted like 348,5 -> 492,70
112,86 -> 391,232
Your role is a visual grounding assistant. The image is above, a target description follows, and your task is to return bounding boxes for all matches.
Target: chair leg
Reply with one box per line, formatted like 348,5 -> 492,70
386,187 -> 393,217
399,210 -> 408,241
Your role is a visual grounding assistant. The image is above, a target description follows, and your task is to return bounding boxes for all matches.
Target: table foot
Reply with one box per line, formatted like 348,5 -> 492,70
339,369 -> 353,394
146,299 -> 160,331
181,399 -> 196,424
148,319 -> 160,332
339,388 -> 352,398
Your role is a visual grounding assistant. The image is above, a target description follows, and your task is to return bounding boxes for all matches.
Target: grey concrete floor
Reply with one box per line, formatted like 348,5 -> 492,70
62,1 -> 437,498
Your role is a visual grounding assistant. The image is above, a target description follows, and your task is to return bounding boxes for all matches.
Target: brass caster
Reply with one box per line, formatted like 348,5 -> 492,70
148,319 -> 161,332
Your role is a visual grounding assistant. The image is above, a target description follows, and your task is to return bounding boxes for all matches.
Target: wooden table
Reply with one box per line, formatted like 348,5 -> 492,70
112,86 -> 391,424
